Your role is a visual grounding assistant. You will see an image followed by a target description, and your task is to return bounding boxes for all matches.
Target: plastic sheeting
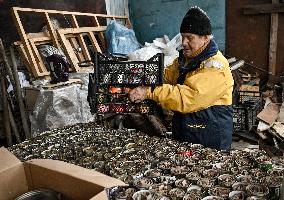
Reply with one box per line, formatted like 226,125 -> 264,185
30,73 -> 94,136
128,34 -> 181,68
105,20 -> 140,56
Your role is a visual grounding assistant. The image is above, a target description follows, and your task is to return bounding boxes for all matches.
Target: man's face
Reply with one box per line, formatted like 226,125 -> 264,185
181,33 -> 208,58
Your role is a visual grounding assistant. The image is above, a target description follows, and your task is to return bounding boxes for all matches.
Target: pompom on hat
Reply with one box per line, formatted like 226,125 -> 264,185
180,6 -> 212,35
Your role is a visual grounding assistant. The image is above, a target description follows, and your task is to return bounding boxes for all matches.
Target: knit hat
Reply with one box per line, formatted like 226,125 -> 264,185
180,6 -> 212,35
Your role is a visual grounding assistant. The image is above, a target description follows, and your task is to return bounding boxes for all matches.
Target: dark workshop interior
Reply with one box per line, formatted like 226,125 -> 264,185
0,1 -> 284,199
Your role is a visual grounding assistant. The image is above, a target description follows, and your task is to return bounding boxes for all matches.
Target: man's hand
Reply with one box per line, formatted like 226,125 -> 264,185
129,86 -> 148,103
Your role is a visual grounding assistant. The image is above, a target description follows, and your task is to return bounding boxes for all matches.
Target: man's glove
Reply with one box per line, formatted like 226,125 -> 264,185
129,86 -> 149,103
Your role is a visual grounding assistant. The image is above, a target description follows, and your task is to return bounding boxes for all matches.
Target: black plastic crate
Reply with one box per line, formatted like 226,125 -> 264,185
233,91 -> 263,133
88,52 -> 164,114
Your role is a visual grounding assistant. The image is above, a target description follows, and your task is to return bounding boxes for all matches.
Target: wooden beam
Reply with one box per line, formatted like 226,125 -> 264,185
269,0 -> 279,76
27,32 -> 49,39
88,32 -> 102,53
29,36 -> 51,43
8,103 -> 22,143
10,46 -> 31,139
57,31 -> 80,71
13,7 -> 129,19
17,43 -> 30,68
70,14 -> 91,61
29,40 -> 49,75
0,68 -> 12,146
93,16 -> 100,26
58,26 -> 106,35
44,12 -> 60,48
11,7 -> 40,77
28,37 -> 51,76
92,16 -> 107,52
244,3 -> 284,14
69,37 -> 85,62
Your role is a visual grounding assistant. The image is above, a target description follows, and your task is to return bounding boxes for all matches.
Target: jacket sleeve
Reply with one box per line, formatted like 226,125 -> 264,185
163,58 -> 179,85
147,62 -> 233,113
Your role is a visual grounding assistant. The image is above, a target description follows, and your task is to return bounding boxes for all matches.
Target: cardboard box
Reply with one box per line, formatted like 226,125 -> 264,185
0,147 -> 125,200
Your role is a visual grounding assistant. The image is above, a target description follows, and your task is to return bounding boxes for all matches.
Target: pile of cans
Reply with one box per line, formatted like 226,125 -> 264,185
8,123 -> 284,200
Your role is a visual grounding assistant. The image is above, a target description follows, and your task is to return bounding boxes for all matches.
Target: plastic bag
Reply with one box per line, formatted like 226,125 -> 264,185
105,20 -> 140,56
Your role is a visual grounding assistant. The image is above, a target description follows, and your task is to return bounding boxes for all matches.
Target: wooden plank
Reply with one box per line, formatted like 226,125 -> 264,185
58,26 -> 106,35
97,32 -> 107,52
70,14 -> 91,61
88,32 -> 102,53
29,37 -> 52,75
269,0 -> 279,76
17,37 -> 50,76
92,16 -> 107,52
29,36 -> 51,43
8,103 -> 22,143
10,46 -> 31,139
27,32 -> 49,39
29,40 -> 49,75
44,12 -> 60,48
243,3 -> 284,14
0,65 -> 12,146
57,31 -> 80,72
58,27 -> 106,64
17,43 -> 30,67
11,7 -> 41,77
69,37 -> 85,62
93,16 -> 100,26
13,7 -> 129,19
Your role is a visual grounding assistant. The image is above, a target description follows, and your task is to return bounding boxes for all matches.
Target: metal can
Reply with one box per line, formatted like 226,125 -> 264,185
97,94 -> 107,104
113,74 -> 125,84
229,191 -> 245,200
125,104 -> 136,112
217,174 -> 235,188
145,74 -> 158,84
137,104 -> 150,113
111,104 -> 126,113
260,176 -> 283,200
97,104 -> 109,113
101,73 -> 111,84
246,184 -> 269,198
208,186 -> 230,199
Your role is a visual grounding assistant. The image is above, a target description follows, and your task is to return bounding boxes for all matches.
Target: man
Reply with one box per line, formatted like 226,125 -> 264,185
129,6 -> 234,150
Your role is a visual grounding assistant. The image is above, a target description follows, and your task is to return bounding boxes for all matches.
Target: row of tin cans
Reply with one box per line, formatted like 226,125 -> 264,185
99,63 -> 159,74
97,103 -> 151,113
100,73 -> 159,84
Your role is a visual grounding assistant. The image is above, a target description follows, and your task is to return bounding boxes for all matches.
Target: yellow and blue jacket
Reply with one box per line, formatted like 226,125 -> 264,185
146,50 -> 234,113
146,39 -> 234,150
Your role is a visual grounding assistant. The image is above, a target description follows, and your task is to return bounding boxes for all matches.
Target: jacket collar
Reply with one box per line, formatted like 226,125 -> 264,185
177,39 -> 218,84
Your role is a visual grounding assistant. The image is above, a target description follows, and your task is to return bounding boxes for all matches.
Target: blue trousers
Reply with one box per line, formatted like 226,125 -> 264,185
172,105 -> 233,151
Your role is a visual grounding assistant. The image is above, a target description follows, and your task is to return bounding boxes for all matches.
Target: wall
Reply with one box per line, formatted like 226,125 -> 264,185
129,0 -> 226,51
0,0 -> 106,46
105,0 -> 129,16
226,0 -> 284,79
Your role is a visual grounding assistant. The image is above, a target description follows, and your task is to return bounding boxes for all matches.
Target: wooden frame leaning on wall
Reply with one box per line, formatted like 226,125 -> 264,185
11,7 -> 131,78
